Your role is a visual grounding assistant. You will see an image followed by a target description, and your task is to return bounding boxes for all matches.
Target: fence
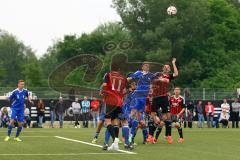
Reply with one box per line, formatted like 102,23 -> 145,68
0,87 -> 239,100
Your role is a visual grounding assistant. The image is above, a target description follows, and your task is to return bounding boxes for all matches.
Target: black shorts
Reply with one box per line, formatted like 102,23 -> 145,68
152,96 -> 170,113
105,105 -> 122,120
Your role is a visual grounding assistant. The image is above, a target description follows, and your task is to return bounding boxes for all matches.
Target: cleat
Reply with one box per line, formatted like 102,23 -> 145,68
4,136 -> 10,142
146,135 -> 152,142
167,136 -> 173,144
150,137 -> 155,144
108,138 -> 119,151
154,138 -> 158,143
91,138 -> 97,144
14,137 -> 22,142
178,138 -> 184,143
102,144 -> 108,151
124,144 -> 134,150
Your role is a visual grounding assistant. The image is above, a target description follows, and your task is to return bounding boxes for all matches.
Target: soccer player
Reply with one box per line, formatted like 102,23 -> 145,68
91,112 -> 106,144
121,81 -> 136,150
127,62 -> 159,144
100,65 -> 127,151
4,80 -> 32,142
169,87 -> 185,143
150,58 -> 178,144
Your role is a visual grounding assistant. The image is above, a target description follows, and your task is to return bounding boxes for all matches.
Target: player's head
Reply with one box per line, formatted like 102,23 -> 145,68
207,101 -> 211,105
18,80 -> 25,90
174,87 -> 181,96
75,97 -> 79,102
111,63 -> 121,72
142,61 -> 150,72
128,81 -> 136,91
84,96 -> 88,100
163,64 -> 171,73
223,98 -> 227,103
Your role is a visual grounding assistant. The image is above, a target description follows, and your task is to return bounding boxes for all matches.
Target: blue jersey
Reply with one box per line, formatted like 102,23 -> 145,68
129,71 -> 157,97
10,88 -> 29,110
122,91 -> 134,112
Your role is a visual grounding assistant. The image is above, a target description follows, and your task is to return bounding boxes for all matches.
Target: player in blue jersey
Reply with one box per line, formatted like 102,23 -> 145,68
127,62 -> 159,144
121,80 -> 136,150
4,80 -> 32,142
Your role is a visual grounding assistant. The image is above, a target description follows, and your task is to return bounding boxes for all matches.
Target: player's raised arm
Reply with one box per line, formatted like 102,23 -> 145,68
172,58 -> 178,77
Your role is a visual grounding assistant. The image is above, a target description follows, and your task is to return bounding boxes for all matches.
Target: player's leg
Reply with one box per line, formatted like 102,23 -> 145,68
14,111 -> 24,142
4,109 -> 18,141
154,119 -> 164,142
129,109 -> 138,143
122,119 -> 133,150
139,114 -> 148,144
92,119 -> 104,143
174,118 -> 184,143
105,106 -> 120,151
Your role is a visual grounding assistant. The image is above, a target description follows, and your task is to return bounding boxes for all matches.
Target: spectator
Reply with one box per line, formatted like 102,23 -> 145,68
91,97 -> 100,128
221,98 -> 230,113
213,104 -> 221,128
205,101 -> 214,128
196,100 -> 204,128
81,96 -> 91,128
71,98 -> 81,128
231,98 -> 240,128
24,105 -> 31,128
56,97 -> 66,128
219,109 -> 229,128
49,100 -> 56,128
184,101 -> 194,128
0,107 -> 10,128
37,99 -> 45,128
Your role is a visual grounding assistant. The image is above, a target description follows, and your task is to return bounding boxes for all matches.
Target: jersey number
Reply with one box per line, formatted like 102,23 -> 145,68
112,78 -> 122,92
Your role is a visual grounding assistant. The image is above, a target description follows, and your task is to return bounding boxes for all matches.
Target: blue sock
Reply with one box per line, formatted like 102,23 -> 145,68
131,120 -> 139,137
7,125 -> 13,137
142,127 -> 148,142
104,129 -> 110,145
94,132 -> 99,139
16,126 -> 23,137
122,126 -> 129,145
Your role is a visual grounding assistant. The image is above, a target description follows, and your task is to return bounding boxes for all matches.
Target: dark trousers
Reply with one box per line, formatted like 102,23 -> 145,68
73,113 -> 80,126
82,112 -> 89,128
220,119 -> 228,128
232,112 -> 239,128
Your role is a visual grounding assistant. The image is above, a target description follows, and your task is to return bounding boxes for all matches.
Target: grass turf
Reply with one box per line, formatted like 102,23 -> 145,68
0,127 -> 240,160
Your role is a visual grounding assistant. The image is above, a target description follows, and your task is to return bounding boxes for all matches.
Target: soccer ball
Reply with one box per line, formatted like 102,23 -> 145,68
167,6 -> 177,15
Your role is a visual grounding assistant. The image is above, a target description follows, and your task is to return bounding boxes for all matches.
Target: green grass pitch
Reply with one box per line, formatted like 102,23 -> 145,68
0,127 -> 239,160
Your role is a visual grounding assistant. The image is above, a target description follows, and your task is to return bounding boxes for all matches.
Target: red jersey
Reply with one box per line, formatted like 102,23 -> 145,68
152,74 -> 173,97
170,95 -> 185,115
102,71 -> 127,107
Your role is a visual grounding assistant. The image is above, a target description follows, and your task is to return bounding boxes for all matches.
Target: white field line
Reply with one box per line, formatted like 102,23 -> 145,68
0,136 -> 51,138
0,153 -> 127,156
55,136 -> 137,155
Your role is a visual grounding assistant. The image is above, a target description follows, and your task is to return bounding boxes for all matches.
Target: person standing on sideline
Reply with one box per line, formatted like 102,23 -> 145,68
49,100 -> 56,128
196,100 -> 204,128
205,101 -> 214,128
71,98 -> 81,128
91,97 -> 100,128
231,98 -> 240,128
81,96 -> 91,128
221,98 -> 230,113
56,97 -> 66,128
37,99 -> 45,128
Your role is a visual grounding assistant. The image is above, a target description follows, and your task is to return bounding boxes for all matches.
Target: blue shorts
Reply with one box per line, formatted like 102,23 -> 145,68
140,112 -> 145,121
11,108 -> 24,122
121,105 -> 131,121
99,113 -> 105,121
132,97 -> 147,113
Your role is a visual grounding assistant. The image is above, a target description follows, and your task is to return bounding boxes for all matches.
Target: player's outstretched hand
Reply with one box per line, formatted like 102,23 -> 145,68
172,58 -> 176,64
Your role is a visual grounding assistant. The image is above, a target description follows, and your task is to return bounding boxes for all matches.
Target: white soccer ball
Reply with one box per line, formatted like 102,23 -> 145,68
167,6 -> 177,15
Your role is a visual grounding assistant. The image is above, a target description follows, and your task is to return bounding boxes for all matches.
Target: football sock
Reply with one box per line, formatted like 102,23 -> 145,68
122,126 -> 129,145
142,127 -> 148,142
107,124 -> 115,141
114,125 -> 119,138
104,129 -> 110,145
178,127 -> 183,138
94,132 -> 99,139
7,125 -> 13,137
16,126 -> 23,137
155,127 -> 162,140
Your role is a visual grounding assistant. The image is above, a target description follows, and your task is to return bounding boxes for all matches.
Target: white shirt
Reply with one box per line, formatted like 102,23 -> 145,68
221,103 -> 230,113
219,112 -> 229,121
71,102 -> 81,114
24,108 -> 30,116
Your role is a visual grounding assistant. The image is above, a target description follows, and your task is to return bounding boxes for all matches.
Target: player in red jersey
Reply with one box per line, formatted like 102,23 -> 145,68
169,87 -> 185,143
149,58 -> 178,144
100,64 -> 127,151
